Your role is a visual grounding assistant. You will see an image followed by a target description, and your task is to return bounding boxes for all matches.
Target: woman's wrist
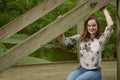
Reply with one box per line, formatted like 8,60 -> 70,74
58,34 -> 65,45
100,6 -> 106,11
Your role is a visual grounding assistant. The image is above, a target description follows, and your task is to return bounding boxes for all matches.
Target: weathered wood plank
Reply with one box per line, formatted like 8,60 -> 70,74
117,0 -> 120,79
0,0 -> 112,72
0,61 -> 117,80
109,0 -> 116,7
0,0 -> 65,41
76,21 -> 84,62
76,0 -> 84,62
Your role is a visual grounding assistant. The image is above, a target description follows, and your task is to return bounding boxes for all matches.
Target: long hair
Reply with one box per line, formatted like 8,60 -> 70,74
80,17 -> 102,42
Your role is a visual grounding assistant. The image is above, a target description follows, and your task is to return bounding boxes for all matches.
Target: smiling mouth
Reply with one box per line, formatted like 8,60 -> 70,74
89,29 -> 95,32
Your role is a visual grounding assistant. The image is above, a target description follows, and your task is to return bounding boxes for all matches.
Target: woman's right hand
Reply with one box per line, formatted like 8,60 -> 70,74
58,34 -> 65,45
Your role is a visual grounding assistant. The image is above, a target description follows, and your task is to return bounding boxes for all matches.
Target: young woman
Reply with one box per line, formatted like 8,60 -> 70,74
58,7 -> 114,80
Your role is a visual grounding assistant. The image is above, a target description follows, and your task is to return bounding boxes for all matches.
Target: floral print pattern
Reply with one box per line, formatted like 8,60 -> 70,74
64,27 -> 113,69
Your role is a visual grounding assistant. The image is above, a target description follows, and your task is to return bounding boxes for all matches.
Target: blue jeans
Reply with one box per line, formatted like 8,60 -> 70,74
66,66 -> 102,80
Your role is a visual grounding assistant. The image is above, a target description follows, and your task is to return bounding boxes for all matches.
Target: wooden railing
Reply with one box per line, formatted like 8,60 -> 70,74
0,0 -> 117,77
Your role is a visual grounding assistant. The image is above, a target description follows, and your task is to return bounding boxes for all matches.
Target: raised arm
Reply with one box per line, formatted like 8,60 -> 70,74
58,34 -> 80,46
102,8 -> 114,30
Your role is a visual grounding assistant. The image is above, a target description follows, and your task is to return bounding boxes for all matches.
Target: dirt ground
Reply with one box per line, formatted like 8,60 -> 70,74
0,61 -> 117,80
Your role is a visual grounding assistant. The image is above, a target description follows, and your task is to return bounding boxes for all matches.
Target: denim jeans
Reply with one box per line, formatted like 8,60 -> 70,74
66,66 -> 102,80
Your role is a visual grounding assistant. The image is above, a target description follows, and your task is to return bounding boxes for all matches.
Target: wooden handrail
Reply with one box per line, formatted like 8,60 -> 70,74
0,0 -> 65,41
0,0 -> 113,72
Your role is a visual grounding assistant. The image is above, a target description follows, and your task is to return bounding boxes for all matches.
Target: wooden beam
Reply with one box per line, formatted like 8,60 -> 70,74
0,0 -> 112,72
109,0 -> 116,7
76,21 -> 84,62
76,0 -> 85,62
0,0 -> 65,41
117,0 -> 120,79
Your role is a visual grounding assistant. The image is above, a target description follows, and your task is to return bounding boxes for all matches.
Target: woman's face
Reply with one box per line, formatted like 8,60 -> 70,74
87,19 -> 98,36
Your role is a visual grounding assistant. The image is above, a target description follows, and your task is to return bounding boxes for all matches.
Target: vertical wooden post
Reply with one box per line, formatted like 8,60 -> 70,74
117,0 -> 120,79
76,0 -> 84,62
76,21 -> 84,62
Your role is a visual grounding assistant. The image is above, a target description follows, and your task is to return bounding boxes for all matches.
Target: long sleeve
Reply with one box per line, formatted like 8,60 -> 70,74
99,26 -> 113,46
65,34 -> 80,46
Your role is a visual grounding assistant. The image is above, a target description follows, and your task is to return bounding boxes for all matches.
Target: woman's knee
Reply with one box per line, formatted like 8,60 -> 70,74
75,71 -> 102,80
66,72 -> 77,80
66,70 -> 81,80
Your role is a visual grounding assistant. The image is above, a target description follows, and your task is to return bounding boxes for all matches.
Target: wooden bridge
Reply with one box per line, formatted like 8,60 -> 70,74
0,0 -> 120,80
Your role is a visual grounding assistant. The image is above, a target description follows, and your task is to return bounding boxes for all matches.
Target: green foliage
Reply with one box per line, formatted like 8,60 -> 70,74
1,34 -> 29,44
0,13 -> 13,27
103,43 -> 116,59
30,44 -> 77,61
1,34 -> 29,49
0,0 -> 43,13
0,0 -> 43,27
0,43 -> 7,56
17,56 -> 50,65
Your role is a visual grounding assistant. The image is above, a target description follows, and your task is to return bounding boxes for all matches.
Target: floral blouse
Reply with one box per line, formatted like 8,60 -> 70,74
64,27 -> 113,69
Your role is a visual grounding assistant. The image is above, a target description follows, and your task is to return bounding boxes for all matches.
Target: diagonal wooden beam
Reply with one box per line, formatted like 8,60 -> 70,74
0,0 -> 112,72
109,0 -> 116,7
0,0 -> 65,41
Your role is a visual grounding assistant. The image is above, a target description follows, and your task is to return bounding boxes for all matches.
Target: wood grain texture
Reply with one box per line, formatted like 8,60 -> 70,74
109,0 -> 116,7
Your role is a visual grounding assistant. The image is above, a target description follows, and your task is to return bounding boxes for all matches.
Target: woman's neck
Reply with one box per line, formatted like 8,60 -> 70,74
90,34 -> 95,39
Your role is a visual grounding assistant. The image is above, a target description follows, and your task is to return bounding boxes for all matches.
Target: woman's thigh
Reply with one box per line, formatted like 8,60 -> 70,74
76,69 -> 102,80
66,67 -> 85,80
